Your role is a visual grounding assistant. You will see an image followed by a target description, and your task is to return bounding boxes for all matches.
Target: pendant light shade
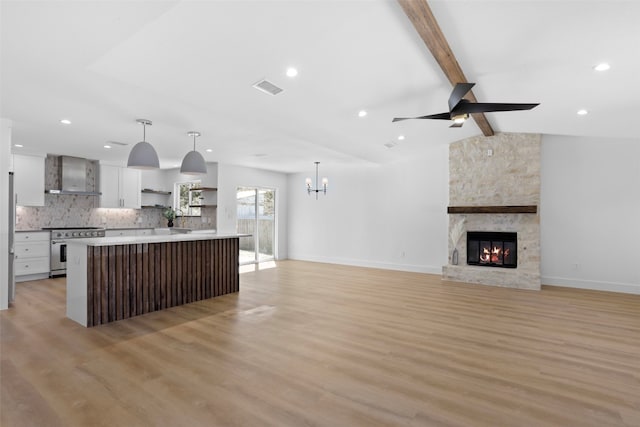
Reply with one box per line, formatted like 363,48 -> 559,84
127,119 -> 160,169
180,131 -> 207,175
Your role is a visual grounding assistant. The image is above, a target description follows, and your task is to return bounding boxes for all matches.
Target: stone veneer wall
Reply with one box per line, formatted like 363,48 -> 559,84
442,133 -> 541,290
16,156 -> 213,230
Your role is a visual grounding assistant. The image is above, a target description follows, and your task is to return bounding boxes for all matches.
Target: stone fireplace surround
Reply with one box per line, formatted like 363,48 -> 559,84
442,133 -> 541,290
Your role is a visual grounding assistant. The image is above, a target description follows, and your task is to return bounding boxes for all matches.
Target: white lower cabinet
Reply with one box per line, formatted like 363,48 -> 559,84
105,229 -> 133,237
105,229 -> 154,237
15,231 -> 50,282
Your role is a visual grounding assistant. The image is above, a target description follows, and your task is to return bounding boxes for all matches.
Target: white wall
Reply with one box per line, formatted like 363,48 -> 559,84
217,163 -> 288,259
142,163 -> 219,228
143,163 -> 219,194
0,118 -> 13,310
140,168 -> 171,192
287,144 -> 449,273
540,135 -> 640,294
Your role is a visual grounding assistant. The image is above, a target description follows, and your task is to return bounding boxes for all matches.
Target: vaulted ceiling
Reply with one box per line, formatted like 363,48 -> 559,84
2,1 -> 639,173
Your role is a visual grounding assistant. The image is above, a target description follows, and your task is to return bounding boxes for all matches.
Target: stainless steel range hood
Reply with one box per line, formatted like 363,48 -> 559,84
45,156 -> 102,196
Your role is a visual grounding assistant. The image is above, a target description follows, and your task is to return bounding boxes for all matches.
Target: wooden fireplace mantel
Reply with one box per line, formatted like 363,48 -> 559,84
447,205 -> 538,214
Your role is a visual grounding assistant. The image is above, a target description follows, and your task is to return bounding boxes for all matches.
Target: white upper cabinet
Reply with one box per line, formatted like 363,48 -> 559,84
119,167 -> 141,208
99,164 -> 120,207
99,164 -> 141,209
13,154 -> 45,206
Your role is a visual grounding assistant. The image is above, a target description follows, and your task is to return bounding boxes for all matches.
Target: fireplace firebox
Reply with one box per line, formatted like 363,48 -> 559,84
467,231 -> 517,268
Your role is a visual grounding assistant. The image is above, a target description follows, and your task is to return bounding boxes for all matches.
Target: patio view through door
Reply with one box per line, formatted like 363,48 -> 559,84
236,187 -> 275,265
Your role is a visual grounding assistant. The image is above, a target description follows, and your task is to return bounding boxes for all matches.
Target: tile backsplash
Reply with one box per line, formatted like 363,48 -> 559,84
16,198 -> 164,229
16,155 -> 214,230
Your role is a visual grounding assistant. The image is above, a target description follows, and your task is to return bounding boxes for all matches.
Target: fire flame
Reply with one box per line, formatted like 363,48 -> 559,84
480,246 -> 510,264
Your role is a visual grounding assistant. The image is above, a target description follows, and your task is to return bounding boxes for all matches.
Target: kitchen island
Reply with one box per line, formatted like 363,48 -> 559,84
66,232 -> 246,327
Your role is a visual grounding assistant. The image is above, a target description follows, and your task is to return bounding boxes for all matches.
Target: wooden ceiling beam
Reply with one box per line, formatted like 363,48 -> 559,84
396,0 -> 495,136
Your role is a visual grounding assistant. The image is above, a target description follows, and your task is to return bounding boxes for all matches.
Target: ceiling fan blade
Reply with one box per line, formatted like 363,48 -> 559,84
448,82 -> 475,111
449,122 -> 464,128
392,112 -> 450,122
420,112 -> 451,120
455,102 -> 540,114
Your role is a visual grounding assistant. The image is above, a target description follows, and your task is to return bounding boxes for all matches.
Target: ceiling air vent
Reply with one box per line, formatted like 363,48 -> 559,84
252,79 -> 284,96
384,141 -> 398,149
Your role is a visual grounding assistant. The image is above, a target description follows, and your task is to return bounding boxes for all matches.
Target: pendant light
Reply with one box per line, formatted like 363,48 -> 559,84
127,119 -> 160,169
180,131 -> 207,175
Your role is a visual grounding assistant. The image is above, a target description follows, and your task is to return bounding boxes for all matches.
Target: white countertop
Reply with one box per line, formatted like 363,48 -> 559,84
66,232 -> 249,247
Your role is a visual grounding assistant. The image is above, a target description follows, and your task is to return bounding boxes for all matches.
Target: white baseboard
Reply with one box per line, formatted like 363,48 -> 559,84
542,276 -> 640,295
286,256 -> 640,295
287,254 -> 443,275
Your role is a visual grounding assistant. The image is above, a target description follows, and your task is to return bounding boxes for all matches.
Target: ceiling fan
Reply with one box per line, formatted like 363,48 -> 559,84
392,83 -> 539,128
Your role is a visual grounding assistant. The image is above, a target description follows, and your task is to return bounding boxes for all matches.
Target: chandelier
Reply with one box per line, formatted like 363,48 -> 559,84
305,161 -> 328,199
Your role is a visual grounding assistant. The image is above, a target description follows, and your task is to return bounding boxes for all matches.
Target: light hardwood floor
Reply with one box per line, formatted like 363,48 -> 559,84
1,260 -> 639,426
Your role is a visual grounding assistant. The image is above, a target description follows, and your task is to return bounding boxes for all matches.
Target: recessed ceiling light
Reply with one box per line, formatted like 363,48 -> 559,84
106,140 -> 129,147
14,144 -> 23,148
398,135 -> 405,141
104,145 -> 112,149
205,148 -> 213,153
286,67 -> 298,77
60,119 -> 71,125
593,63 -> 610,71
577,109 -> 589,115
358,110 -> 367,118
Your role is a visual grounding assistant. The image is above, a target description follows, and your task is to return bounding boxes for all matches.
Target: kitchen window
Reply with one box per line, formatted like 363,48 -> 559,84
174,181 -> 201,217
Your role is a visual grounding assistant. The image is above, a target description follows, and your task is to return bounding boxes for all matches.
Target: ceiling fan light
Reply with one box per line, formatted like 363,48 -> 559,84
452,114 -> 468,124
127,141 -> 160,169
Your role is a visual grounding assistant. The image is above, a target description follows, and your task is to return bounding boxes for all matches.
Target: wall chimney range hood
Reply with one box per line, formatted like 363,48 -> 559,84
45,156 -> 101,196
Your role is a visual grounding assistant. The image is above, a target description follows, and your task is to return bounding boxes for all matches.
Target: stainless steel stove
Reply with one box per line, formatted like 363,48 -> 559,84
43,227 -> 106,276
48,227 -> 106,239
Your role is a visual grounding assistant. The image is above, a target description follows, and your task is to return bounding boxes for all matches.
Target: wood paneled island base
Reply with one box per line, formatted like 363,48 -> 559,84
66,234 -> 241,327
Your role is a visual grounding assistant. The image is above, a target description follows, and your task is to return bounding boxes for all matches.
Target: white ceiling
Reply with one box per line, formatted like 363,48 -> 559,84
2,0 -> 639,173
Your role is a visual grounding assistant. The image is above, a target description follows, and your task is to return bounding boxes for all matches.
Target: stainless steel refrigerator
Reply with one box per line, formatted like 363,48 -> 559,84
8,171 -> 15,303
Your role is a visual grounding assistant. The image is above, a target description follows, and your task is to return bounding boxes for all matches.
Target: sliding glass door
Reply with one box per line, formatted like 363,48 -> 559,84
236,187 -> 275,265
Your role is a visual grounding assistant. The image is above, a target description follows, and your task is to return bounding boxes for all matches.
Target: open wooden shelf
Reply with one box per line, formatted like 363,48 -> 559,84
189,187 -> 217,192
141,189 -> 171,195
447,205 -> 537,214
141,205 -> 171,209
